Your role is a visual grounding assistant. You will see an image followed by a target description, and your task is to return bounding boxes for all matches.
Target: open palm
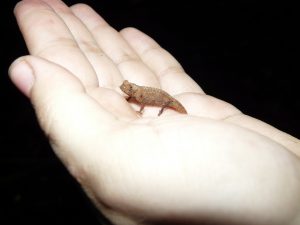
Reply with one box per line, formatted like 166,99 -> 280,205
10,1 -> 300,225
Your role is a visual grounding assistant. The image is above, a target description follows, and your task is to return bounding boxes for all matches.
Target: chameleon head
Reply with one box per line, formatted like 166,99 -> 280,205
120,80 -> 137,95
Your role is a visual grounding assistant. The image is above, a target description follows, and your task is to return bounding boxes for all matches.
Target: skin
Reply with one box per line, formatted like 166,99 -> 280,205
9,0 -> 300,225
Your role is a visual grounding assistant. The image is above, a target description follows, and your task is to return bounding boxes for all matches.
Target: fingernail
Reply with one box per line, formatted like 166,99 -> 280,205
9,58 -> 35,97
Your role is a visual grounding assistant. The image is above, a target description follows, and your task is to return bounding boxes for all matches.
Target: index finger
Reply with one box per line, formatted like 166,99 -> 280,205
14,0 -> 98,87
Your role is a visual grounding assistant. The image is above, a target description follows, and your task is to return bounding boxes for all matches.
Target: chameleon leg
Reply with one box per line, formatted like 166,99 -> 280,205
139,105 -> 145,114
158,101 -> 171,116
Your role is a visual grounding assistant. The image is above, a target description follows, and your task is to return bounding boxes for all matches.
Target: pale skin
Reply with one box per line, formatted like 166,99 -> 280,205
9,0 -> 300,225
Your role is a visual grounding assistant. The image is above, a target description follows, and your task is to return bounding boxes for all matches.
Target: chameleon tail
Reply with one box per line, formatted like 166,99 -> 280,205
169,100 -> 187,114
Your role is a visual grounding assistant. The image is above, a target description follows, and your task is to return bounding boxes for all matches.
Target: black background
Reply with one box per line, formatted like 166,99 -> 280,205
1,0 -> 299,224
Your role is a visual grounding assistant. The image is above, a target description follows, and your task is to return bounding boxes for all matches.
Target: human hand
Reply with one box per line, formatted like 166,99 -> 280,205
9,0 -> 300,224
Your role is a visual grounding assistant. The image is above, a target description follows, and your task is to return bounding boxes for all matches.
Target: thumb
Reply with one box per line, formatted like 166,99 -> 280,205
8,56 -> 116,166
9,55 -> 87,100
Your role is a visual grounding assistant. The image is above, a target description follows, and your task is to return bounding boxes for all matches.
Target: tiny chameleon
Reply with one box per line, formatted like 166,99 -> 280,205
120,80 -> 187,116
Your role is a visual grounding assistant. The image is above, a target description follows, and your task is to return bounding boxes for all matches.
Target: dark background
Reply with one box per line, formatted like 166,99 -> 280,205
1,0 -> 299,224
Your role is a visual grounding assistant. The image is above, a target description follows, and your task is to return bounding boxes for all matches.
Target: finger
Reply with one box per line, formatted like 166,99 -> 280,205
225,114 -> 300,158
71,3 -> 160,87
120,27 -> 204,95
14,0 -> 98,87
8,56 -> 124,163
40,0 -> 124,89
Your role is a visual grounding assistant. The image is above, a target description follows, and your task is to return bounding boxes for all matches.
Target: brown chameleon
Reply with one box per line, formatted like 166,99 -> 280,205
120,80 -> 187,116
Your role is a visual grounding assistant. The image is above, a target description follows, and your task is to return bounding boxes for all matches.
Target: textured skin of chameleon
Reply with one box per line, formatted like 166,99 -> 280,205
120,80 -> 187,116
